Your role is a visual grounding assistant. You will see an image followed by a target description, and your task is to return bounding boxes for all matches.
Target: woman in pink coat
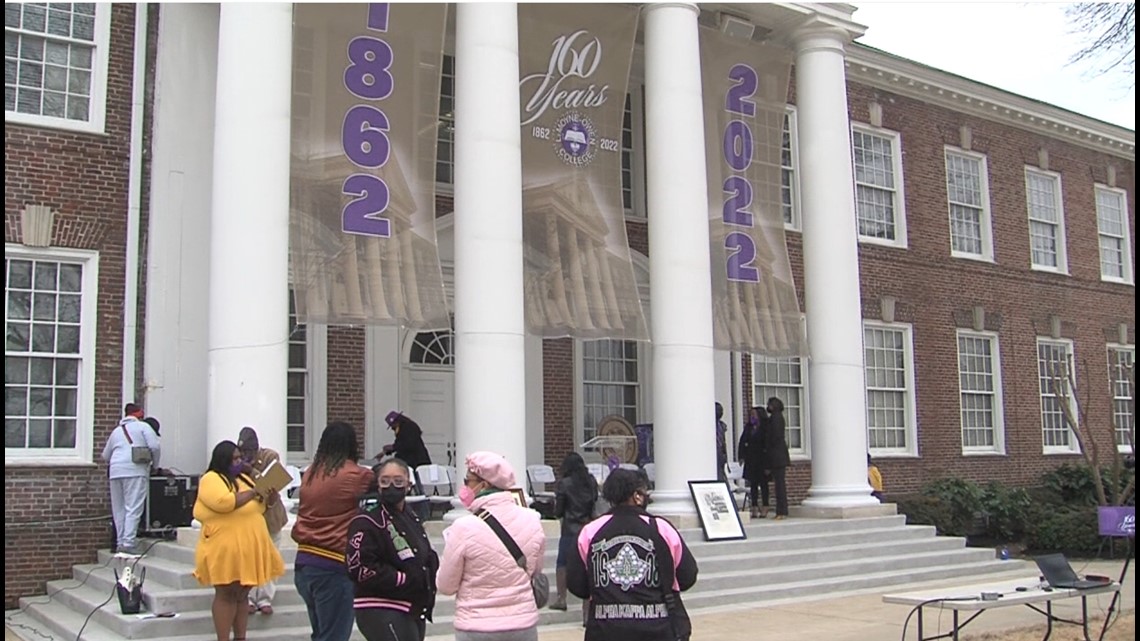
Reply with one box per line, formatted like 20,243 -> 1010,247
437,451 -> 546,641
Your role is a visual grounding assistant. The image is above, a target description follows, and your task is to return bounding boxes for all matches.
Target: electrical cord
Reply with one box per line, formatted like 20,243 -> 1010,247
74,535 -> 167,641
899,595 -> 980,641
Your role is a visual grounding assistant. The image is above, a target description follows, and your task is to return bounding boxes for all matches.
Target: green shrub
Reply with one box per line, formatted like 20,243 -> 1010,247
1040,462 -> 1136,506
979,482 -> 1031,541
1023,503 -> 1102,556
895,477 -> 984,537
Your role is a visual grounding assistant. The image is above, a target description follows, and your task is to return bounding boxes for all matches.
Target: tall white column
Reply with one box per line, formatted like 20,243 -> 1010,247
792,22 -> 878,508
452,3 -> 528,481
206,3 -> 292,460
644,2 -> 717,516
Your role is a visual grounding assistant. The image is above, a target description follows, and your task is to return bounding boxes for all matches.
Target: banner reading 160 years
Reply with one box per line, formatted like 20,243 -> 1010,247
700,30 -> 806,356
290,3 -> 449,327
518,4 -> 648,341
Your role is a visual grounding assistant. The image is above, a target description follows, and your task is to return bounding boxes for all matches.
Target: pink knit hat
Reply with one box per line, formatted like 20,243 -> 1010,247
465,451 -> 517,490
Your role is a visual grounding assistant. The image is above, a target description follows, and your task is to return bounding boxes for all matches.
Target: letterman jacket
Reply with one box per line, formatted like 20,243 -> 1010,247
346,495 -> 440,621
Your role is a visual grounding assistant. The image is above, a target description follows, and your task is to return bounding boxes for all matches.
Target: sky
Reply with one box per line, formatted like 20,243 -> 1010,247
851,2 -> 1135,130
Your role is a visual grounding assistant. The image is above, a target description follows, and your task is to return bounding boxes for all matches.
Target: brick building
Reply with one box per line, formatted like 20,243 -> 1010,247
4,2 -> 1134,607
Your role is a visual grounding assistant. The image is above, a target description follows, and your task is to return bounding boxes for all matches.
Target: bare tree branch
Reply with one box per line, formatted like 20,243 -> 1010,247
1065,2 -> 1136,83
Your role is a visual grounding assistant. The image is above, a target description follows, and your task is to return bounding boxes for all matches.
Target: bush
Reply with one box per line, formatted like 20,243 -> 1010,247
1040,463 -> 1136,506
1023,503 -> 1103,556
979,482 -> 1031,541
896,477 -> 984,537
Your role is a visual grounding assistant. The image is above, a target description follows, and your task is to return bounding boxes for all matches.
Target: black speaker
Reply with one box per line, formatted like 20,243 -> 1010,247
141,475 -> 198,538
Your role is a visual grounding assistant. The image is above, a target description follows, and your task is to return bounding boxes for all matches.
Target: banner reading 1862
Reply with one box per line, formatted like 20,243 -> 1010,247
700,30 -> 806,356
290,3 -> 449,327
518,4 -> 648,341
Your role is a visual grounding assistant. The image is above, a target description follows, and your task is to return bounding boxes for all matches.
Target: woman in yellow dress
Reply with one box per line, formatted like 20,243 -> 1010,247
194,440 -> 286,641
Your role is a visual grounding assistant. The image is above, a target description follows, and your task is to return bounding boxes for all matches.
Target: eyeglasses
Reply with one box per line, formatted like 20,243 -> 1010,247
378,478 -> 409,488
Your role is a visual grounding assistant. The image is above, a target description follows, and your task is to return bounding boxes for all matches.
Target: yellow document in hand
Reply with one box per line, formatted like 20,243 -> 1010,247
255,459 -> 293,496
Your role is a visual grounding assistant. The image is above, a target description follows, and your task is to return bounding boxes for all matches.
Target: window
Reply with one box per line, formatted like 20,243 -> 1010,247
852,126 -> 906,246
1095,185 -> 1133,283
1025,169 -> 1067,273
1108,345 -> 1134,452
5,3 -> 110,133
863,322 -> 916,454
781,108 -> 800,229
5,246 -> 98,463
945,149 -> 992,260
752,355 -> 807,454
956,331 -> 1004,453
410,329 -> 454,366
620,86 -> 647,218
580,339 -> 639,443
621,93 -> 634,212
1037,338 -> 1077,452
435,53 -> 455,186
287,290 -> 308,453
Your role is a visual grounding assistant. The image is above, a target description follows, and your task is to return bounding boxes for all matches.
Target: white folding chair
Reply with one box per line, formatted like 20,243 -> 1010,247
617,463 -> 640,472
525,464 -> 557,501
641,463 -> 656,489
586,463 -> 610,487
415,464 -> 457,518
725,462 -> 750,510
283,464 -> 303,499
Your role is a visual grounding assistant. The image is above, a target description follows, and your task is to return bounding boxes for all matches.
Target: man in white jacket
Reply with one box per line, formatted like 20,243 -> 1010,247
101,403 -> 160,554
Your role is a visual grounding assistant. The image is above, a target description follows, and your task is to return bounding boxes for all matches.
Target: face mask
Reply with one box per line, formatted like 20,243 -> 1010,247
459,484 -> 476,508
229,462 -> 244,477
380,485 -> 408,506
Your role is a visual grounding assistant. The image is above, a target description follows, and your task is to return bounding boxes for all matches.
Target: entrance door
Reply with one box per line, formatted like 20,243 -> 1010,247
401,330 -> 456,468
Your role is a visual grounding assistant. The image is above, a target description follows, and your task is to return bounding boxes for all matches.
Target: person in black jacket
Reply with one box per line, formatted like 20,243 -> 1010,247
763,397 -> 792,520
550,452 -> 598,612
737,406 -> 769,519
567,469 -> 698,641
377,411 -> 432,469
346,458 -> 439,641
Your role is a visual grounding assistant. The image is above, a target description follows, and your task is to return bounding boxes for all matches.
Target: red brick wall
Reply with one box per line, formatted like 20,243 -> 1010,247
326,327 -> 368,454
543,338 -> 575,466
3,4 -> 149,609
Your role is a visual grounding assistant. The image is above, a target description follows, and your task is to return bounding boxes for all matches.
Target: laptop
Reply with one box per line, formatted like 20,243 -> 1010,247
1033,553 -> 1112,589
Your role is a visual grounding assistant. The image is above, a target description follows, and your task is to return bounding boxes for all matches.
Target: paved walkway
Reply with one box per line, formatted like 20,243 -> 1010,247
6,560 -> 1133,641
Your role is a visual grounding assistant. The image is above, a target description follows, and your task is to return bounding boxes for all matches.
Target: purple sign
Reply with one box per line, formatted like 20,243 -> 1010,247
1098,506 -> 1136,538
720,63 -> 761,284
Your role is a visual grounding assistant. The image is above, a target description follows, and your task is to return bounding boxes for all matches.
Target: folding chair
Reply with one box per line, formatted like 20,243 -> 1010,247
525,464 -> 557,501
586,463 -> 610,487
641,463 -> 656,490
415,464 -> 457,519
725,461 -> 751,511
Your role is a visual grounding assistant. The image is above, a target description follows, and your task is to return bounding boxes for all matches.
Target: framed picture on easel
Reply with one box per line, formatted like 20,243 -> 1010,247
688,480 -> 747,541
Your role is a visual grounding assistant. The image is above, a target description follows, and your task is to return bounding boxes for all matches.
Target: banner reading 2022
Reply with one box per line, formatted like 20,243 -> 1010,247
518,4 -> 648,341
700,31 -> 806,356
290,3 -> 449,327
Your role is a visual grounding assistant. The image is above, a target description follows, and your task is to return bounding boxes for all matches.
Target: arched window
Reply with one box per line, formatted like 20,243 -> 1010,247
409,330 -> 454,366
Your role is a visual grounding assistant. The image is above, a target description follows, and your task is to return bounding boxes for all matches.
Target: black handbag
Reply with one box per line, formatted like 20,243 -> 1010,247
474,509 -> 550,608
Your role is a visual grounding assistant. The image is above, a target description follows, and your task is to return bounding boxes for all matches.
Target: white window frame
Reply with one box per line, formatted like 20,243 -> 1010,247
622,83 -> 648,221
434,52 -> 456,193
944,147 -> 994,261
851,123 -> 908,249
1107,344 -> 1135,454
1036,337 -> 1080,454
284,290 -> 327,466
751,354 -> 810,459
1094,184 -> 1134,284
574,339 -> 652,448
1025,168 -> 1069,274
781,106 -> 802,231
5,244 -> 99,465
4,3 -> 112,134
863,321 -> 918,456
955,330 -> 1005,455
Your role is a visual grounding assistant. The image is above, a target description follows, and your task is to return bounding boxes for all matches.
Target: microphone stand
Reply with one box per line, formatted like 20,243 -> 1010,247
1097,535 -> 1133,641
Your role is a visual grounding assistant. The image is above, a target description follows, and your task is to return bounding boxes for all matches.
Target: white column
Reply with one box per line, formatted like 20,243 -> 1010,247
451,3 -> 528,482
792,22 -> 878,508
206,3 -> 292,460
643,2 -> 717,516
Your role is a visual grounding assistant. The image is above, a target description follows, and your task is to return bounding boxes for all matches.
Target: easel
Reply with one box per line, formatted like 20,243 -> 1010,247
1096,506 -> 1135,641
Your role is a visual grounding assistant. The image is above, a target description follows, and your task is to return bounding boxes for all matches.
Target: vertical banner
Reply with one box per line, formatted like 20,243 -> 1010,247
700,30 -> 806,356
290,3 -> 449,327
518,4 -> 648,341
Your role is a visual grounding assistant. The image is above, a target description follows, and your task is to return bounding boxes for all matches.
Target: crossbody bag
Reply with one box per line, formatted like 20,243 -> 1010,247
474,509 -> 550,608
121,424 -> 153,465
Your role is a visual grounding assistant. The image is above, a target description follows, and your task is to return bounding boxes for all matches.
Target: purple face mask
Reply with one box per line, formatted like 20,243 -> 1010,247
229,462 -> 245,477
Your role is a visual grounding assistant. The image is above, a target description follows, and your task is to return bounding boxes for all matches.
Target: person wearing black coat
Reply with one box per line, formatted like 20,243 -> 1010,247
737,406 -> 768,519
550,452 -> 598,612
762,397 -> 791,520
377,411 -> 432,470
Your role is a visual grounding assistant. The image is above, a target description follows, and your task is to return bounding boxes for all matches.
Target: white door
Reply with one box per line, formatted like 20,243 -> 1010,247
401,368 -> 456,468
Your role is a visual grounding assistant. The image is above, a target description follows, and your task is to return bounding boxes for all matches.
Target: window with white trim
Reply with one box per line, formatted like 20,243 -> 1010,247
5,245 -> 98,463
852,126 -> 906,246
864,322 -> 916,454
1037,338 -> 1078,452
945,149 -> 992,260
1095,185 -> 1133,283
1026,169 -> 1067,273
1108,345 -> 1134,451
752,355 -> 807,454
621,85 -> 647,219
781,108 -> 800,229
580,339 -> 640,443
435,53 -> 454,186
5,2 -> 110,133
285,289 -> 328,459
956,331 -> 1004,453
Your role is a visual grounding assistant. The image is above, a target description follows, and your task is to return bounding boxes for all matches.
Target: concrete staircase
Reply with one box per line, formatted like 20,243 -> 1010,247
7,514 -> 1029,641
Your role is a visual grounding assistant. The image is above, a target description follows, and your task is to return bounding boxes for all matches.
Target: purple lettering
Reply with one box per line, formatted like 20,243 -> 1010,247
723,120 -> 753,172
725,232 -> 760,283
342,105 -> 391,168
344,37 -> 395,100
342,174 -> 392,237
367,3 -> 389,32
722,176 -> 753,227
725,64 -> 757,117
